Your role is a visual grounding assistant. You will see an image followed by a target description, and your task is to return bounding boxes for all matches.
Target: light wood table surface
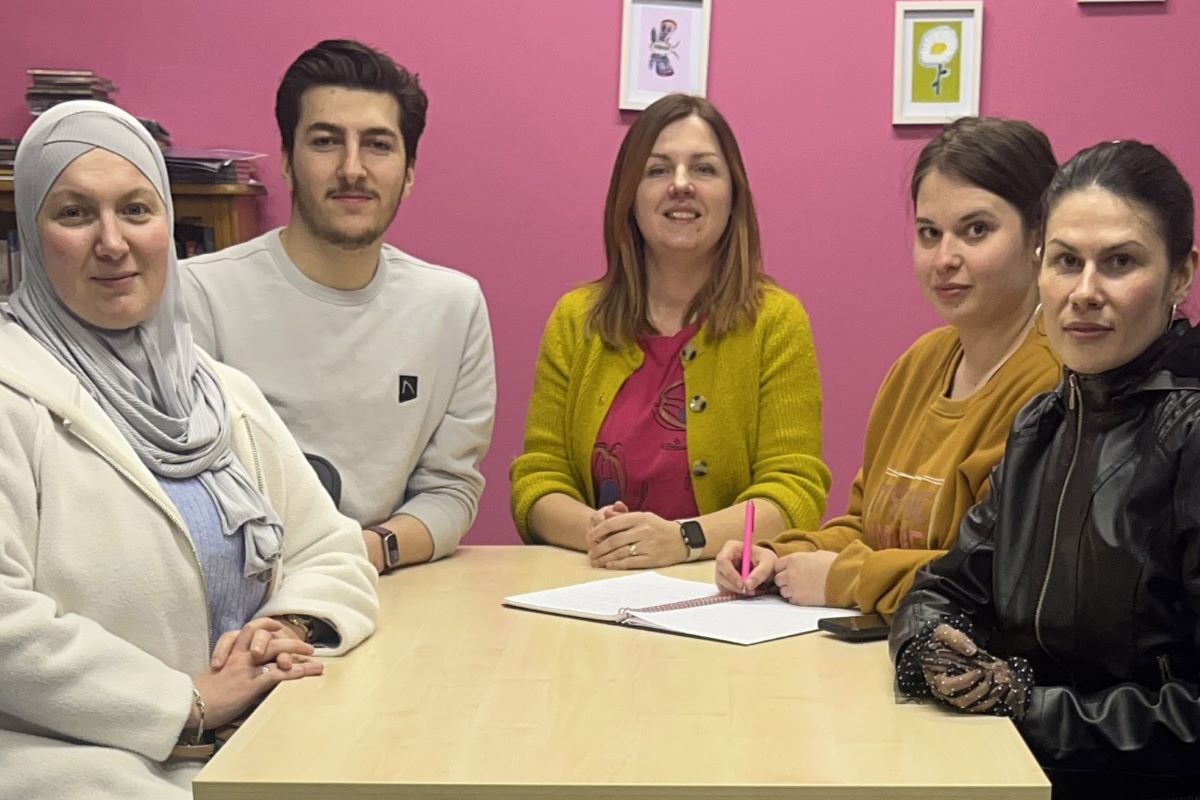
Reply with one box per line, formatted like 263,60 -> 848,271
194,545 -> 1049,799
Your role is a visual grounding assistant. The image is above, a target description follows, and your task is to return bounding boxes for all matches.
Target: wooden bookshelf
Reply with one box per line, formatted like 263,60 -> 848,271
0,180 -> 265,252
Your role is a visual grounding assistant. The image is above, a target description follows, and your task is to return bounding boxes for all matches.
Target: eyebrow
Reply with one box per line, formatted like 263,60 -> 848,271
914,209 -> 997,226
1046,238 -> 1147,255
647,151 -> 722,161
306,122 -> 398,138
43,188 -> 91,204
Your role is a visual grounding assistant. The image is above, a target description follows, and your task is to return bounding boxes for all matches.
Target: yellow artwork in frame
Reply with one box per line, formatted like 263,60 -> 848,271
911,21 -> 962,103
893,2 -> 983,125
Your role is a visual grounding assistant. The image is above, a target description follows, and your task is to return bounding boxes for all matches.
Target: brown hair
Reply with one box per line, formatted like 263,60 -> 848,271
910,116 -> 1057,237
588,94 -> 767,347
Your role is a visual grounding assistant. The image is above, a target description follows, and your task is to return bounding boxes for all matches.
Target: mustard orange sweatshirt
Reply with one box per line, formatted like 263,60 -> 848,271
764,324 -> 1060,614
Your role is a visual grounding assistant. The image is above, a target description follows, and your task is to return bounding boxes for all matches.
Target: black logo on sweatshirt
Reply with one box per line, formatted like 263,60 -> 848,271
398,375 -> 419,404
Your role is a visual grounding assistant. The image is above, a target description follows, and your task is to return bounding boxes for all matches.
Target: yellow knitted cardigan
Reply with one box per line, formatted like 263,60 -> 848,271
510,284 -> 830,542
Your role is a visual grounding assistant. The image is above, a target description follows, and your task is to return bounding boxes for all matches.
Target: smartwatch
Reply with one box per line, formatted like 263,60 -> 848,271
678,519 -> 706,562
368,525 -> 402,571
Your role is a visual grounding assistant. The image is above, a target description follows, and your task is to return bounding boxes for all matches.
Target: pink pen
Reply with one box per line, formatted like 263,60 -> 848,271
740,501 -> 755,583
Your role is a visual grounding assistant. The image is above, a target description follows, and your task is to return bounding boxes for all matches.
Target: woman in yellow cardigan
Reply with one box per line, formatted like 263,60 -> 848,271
510,94 -> 830,568
715,117 -> 1062,614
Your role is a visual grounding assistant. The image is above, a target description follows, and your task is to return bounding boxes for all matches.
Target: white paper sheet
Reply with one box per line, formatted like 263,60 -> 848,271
503,572 -> 717,621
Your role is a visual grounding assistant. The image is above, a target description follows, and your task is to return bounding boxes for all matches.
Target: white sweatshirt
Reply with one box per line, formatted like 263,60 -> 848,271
182,230 -> 496,560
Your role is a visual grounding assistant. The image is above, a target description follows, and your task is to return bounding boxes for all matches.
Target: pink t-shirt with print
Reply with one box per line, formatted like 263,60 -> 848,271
592,322 -> 700,520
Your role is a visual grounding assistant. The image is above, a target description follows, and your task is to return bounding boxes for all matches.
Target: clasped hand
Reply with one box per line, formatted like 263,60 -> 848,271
585,501 -> 688,568
190,617 -> 324,730
918,624 -> 1030,719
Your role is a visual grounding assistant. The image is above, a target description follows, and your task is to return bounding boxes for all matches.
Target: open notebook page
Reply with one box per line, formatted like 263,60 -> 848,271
503,572 -> 860,645
629,595 -> 859,645
503,572 -> 723,621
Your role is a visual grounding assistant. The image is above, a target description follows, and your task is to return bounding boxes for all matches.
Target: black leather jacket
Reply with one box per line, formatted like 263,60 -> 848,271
890,321 -> 1200,787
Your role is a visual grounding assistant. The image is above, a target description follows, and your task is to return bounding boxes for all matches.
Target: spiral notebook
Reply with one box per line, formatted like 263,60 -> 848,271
502,572 -> 858,646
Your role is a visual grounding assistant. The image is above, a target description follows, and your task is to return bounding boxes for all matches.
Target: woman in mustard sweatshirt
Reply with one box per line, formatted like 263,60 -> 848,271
716,117 -> 1061,615
510,94 -> 830,568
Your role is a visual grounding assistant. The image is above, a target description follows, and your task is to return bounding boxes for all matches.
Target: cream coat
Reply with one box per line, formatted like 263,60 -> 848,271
0,317 -> 378,799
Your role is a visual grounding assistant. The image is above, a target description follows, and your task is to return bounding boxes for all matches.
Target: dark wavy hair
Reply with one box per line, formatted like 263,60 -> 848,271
275,39 -> 428,169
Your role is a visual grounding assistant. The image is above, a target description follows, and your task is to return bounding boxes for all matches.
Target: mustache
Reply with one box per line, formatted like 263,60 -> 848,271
326,183 -> 378,198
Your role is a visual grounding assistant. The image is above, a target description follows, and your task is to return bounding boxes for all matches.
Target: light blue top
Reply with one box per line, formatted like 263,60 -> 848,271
158,475 -> 267,652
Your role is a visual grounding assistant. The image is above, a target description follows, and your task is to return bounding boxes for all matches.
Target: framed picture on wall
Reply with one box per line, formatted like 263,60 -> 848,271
893,1 -> 983,125
618,0 -> 712,111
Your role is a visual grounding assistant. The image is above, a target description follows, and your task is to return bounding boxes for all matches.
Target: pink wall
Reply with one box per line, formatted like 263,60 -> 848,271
1,1 -> 1195,544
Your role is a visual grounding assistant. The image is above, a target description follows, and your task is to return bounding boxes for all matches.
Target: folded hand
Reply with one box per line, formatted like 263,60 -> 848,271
919,624 -> 1031,719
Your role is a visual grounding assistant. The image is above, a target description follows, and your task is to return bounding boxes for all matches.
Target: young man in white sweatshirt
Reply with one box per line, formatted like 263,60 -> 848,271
183,39 -> 495,574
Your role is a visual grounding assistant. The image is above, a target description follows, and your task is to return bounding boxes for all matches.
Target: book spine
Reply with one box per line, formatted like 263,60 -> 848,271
0,239 -> 9,296
7,230 -> 19,292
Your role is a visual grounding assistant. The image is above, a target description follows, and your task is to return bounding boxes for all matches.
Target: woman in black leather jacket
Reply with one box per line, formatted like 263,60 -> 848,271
890,140 -> 1200,799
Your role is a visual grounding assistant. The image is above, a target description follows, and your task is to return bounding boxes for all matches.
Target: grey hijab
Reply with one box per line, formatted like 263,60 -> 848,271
6,100 -> 281,579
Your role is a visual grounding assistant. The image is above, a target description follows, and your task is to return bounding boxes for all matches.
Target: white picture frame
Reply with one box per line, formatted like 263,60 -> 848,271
893,1 -> 984,125
619,0 -> 712,111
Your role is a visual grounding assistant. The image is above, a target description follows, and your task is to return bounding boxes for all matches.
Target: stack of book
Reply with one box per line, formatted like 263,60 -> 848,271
163,148 -> 263,185
0,139 -> 16,182
22,69 -> 171,147
25,68 -> 117,116
139,118 -> 172,148
174,223 -> 216,259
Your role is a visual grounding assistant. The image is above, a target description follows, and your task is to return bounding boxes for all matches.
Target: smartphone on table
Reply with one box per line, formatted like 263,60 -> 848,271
817,613 -> 890,641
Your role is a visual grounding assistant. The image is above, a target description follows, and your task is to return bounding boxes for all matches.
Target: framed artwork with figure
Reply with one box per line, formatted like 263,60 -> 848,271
619,0 -> 712,111
893,1 -> 983,125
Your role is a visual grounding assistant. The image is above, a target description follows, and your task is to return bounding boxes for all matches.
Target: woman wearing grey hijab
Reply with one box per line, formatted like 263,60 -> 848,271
0,100 -> 377,799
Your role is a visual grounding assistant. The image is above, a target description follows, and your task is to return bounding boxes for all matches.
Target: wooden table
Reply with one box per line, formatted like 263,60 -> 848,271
194,546 -> 1050,799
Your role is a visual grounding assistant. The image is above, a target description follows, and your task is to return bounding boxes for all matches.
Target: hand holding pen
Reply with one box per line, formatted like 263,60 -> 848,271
713,502 -> 777,595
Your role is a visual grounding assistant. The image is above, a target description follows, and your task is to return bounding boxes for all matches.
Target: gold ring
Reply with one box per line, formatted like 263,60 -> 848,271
628,543 -> 638,556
